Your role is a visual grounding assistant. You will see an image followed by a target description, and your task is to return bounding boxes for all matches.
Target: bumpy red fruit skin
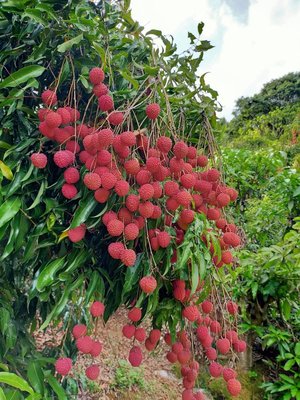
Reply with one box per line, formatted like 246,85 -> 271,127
217,192 -> 231,207
93,83 -> 108,97
68,224 -> 86,242
209,362 -> 223,378
45,111 -> 62,128
207,168 -> 220,182
145,338 -> 156,351
149,329 -> 161,344
129,346 -> 143,367
72,324 -> 87,339
124,223 -> 139,241
177,350 -> 191,365
95,188 -> 110,203
76,336 -> 93,353
122,324 -> 135,339
173,286 -> 186,301
146,103 -> 160,119
108,111 -> 124,125
120,131 -> 136,146
86,365 -> 100,380
157,231 -> 171,248
157,136 -> 172,153
201,300 -> 213,314
89,67 -> 105,84
139,276 -> 157,294
125,194 -> 140,212
227,301 -> 238,315
90,341 -> 103,357
227,379 -> 242,396
210,320 -> 221,334
108,242 -> 124,259
223,232 -> 241,247
173,141 -> 188,159
41,89 -> 57,106
196,326 -> 209,341
216,338 -> 231,354
30,153 -> 47,168
98,95 -> 114,111
84,173 -> 101,190
64,167 -> 80,184
225,330 -> 238,344
181,173 -> 196,189
166,351 -> 177,363
124,159 -> 140,175
55,358 -> 72,376
115,180 -> 130,197
205,347 -> 217,361
182,389 -> 193,400
107,219 -> 124,236
182,305 -> 199,322
146,156 -> 161,173
62,183 -> 77,199
128,307 -> 142,322
54,150 -> 73,168
139,184 -> 154,200
233,339 -> 247,353
101,172 -> 117,190
164,181 -> 180,196
90,301 -> 105,317
121,249 -> 136,267
223,368 -> 237,382
180,209 -> 195,224
138,201 -> 154,218
134,327 -> 146,342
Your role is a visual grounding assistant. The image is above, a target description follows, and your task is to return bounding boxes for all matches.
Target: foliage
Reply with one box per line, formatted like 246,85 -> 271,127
112,360 -> 147,390
0,0 -> 226,398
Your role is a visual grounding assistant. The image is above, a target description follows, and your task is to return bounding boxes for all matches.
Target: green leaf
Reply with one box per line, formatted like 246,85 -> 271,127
281,299 -> 291,321
0,66 -> 45,89
23,9 -> 48,26
27,181 -> 47,210
57,34 -> 83,53
46,375 -> 67,400
0,372 -> 33,394
0,160 -> 13,180
92,42 -> 106,66
295,343 -> 300,356
283,359 -> 295,371
197,22 -> 204,35
27,362 -> 44,395
119,70 -> 139,89
0,197 -> 21,229
35,257 -> 66,292
190,256 -> 199,294
70,195 -> 97,228
0,387 -> 6,400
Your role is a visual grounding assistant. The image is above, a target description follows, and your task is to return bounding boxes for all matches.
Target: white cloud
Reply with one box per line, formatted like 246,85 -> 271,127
131,0 -> 300,120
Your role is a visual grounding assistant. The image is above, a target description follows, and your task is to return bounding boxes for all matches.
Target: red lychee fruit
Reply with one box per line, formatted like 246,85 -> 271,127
139,201 -> 154,218
93,83 -> 108,97
124,223 -> 139,241
223,368 -> 237,382
221,250 -> 233,265
128,307 -> 142,322
145,338 -> 156,351
173,141 -> 188,159
76,336 -> 93,353
146,103 -> 160,119
217,192 -> 231,207
98,95 -> 114,111
90,301 -> 105,317
223,232 -> 241,247
146,156 -> 161,173
207,168 -> 220,182
124,158 -> 140,175
72,324 -> 87,339
68,224 -> 86,242
136,169 -> 152,185
172,342 -> 184,354
102,210 -> 118,226
126,194 -> 140,212
180,209 -> 195,224
30,153 -> 47,168
83,173 -> 101,190
227,379 -> 242,396
94,188 -> 110,203
54,150 -> 74,168
139,184 -> 154,200
89,67 -> 105,84
227,301 -> 238,315
216,338 -> 231,354
108,242 -> 124,259
135,328 -> 146,342
41,89 -> 57,106
90,341 -> 103,357
149,329 -> 161,344
225,330 -> 238,344
62,184 -> 77,199
166,351 -> 177,363
182,389 -> 193,400
175,190 -> 192,207
196,326 -> 209,341
129,346 -> 143,367
101,172 -> 117,190
107,219 -> 124,236
86,364 -> 100,380
233,339 -> 247,353
120,131 -> 136,146
157,231 -> 171,248
164,181 -> 180,196
114,180 -> 130,197
55,357 -> 72,376
177,350 -> 191,365
209,362 -> 223,378
194,392 -> 206,400
157,136 -> 172,153
139,276 -> 157,294
210,320 -> 221,334
45,111 -> 62,128
205,347 -> 217,361
173,286 -> 186,302
182,305 -> 200,322
207,208 -> 221,221
180,173 -> 196,189
108,111 -> 124,125
121,249 -> 136,267
122,324 -> 136,339
201,300 -> 213,314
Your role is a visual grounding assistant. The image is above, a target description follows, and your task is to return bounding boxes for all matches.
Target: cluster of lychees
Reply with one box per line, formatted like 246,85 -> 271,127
55,301 -> 104,381
31,66 -> 244,398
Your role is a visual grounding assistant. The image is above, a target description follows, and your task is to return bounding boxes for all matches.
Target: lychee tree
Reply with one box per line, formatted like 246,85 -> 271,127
0,0 -> 245,398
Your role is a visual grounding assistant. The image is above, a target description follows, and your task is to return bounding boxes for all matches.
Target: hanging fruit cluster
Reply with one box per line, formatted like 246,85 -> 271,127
31,66 -> 244,398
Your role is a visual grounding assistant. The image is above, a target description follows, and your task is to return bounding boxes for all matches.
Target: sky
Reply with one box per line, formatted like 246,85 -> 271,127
131,0 -> 300,120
